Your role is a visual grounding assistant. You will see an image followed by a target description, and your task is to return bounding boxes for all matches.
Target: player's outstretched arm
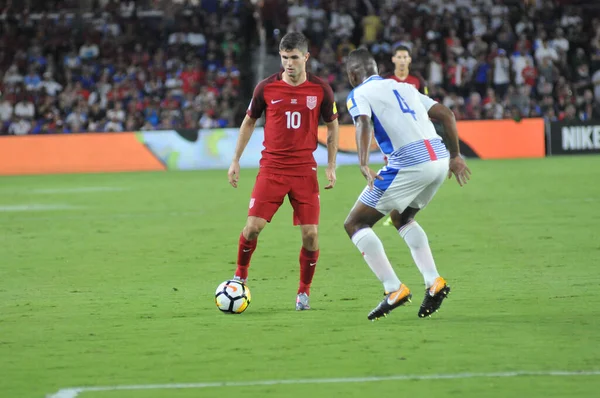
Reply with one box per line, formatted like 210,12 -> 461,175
355,115 -> 383,191
228,115 -> 257,188
324,119 -> 339,189
427,103 -> 471,187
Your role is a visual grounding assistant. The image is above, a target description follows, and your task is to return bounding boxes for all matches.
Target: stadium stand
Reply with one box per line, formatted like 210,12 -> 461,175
0,0 -> 257,134
1,0 -> 599,134
276,0 -> 600,124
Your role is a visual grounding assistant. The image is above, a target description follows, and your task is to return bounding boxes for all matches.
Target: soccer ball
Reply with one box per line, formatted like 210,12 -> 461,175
215,280 -> 251,314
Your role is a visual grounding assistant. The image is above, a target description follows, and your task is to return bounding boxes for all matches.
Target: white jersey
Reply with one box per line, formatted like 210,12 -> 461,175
346,75 -> 448,169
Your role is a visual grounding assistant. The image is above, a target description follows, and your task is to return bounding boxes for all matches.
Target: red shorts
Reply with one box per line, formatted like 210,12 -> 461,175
248,172 -> 320,226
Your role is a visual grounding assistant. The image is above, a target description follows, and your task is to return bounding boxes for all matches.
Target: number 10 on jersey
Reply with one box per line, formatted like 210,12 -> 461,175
285,111 -> 301,129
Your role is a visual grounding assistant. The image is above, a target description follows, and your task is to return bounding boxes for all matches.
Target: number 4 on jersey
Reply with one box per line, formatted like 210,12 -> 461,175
393,90 -> 417,121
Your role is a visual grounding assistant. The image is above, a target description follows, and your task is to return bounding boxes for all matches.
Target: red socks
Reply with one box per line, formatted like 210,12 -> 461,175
236,236 -> 318,295
298,247 -> 319,295
235,232 -> 257,280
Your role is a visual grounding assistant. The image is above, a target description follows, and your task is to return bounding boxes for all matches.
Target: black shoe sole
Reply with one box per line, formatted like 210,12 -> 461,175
418,285 -> 451,318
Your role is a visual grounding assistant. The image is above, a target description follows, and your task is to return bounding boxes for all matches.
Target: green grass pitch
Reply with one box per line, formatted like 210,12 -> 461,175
1,156 -> 599,398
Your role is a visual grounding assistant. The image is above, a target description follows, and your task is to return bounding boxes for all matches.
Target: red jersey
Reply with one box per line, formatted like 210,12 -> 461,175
247,72 -> 338,176
387,74 -> 426,94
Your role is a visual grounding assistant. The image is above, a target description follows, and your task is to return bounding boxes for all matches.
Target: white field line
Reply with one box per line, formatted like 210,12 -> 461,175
46,370 -> 600,398
0,204 -> 82,212
31,187 -> 127,194
0,210 -> 203,220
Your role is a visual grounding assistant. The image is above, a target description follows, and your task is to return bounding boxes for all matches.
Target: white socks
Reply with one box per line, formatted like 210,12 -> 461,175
351,228 -> 401,293
399,221 -> 440,288
351,222 -> 441,291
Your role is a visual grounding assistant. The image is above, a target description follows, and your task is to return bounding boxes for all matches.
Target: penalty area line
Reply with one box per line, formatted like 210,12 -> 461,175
46,370 -> 600,398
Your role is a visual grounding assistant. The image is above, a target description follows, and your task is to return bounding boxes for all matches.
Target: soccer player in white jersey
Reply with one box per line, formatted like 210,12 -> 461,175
342,49 -> 471,321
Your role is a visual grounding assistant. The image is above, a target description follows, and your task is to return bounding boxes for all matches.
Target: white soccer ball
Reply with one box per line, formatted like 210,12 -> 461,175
215,280 -> 251,314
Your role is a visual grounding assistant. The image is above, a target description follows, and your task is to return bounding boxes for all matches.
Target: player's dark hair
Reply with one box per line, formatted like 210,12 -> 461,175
393,45 -> 412,56
279,32 -> 309,53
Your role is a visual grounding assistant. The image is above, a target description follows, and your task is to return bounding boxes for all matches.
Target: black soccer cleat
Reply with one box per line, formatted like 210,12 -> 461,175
367,284 -> 412,321
418,277 -> 450,318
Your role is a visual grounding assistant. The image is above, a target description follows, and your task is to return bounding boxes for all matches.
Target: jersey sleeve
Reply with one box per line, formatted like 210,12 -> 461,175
418,92 -> 438,111
246,81 -> 267,119
346,90 -> 371,120
320,83 -> 338,123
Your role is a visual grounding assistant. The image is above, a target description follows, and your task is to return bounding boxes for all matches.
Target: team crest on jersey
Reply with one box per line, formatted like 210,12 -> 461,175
306,96 -> 317,110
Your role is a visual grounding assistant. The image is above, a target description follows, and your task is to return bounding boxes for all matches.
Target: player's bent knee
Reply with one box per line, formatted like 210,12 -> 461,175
301,227 -> 317,239
300,226 -> 318,250
244,217 -> 267,239
343,218 -> 361,238
393,207 -> 420,230
390,212 -> 407,230
343,213 -> 369,237
244,227 -> 261,240
302,234 -> 318,249
246,223 -> 264,235
395,217 -> 413,230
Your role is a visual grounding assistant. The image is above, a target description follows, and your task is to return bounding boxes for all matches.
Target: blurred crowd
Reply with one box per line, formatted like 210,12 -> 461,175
0,0 -> 256,135
266,0 -> 600,124
2,0 -> 600,135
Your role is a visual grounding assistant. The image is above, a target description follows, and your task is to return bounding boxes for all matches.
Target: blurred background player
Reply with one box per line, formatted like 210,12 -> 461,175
388,45 -> 428,94
227,32 -> 339,311
343,48 -> 470,320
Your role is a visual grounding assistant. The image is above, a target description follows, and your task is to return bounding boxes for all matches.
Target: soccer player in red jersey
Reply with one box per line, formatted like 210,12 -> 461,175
227,32 -> 339,311
388,45 -> 427,94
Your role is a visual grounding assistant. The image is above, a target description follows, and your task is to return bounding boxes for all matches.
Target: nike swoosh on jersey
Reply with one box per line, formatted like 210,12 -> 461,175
271,99 -> 283,104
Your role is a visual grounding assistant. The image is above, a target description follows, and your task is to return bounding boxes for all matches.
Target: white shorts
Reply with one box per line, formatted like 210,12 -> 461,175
357,158 -> 449,215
